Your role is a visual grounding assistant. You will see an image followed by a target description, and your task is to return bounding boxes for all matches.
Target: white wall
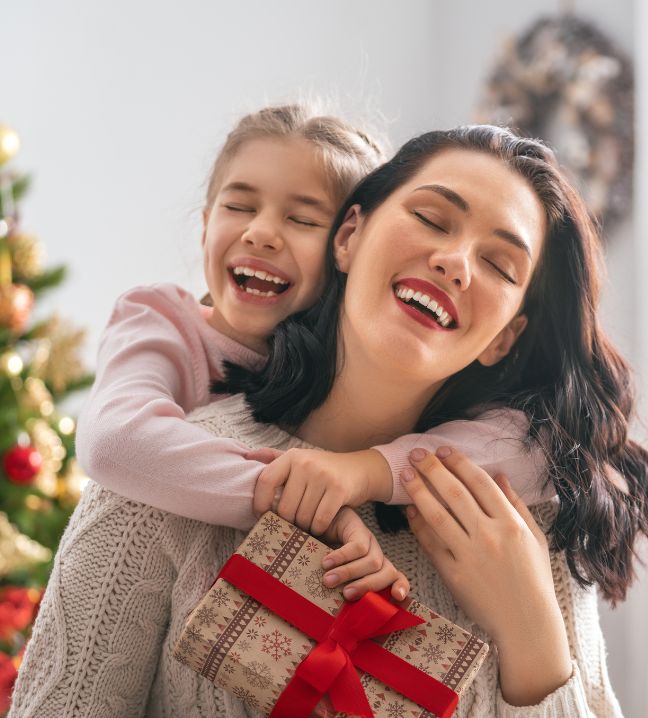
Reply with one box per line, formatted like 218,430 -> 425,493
4,1 -> 646,715
5,0 -> 438,369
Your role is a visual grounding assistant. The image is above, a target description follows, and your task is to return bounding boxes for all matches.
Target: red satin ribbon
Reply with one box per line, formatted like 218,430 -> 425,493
217,553 -> 459,718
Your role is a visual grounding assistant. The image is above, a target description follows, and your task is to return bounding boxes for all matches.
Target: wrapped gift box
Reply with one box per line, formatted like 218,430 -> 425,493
174,512 -> 489,718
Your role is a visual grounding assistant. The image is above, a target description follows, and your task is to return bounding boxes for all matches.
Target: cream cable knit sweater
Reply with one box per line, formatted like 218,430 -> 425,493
9,396 -> 622,718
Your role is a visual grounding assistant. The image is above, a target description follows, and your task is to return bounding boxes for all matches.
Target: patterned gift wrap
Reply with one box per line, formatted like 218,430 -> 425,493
173,512 -> 489,717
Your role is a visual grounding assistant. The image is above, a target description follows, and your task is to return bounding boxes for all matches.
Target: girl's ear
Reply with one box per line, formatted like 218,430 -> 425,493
477,314 -> 528,367
333,205 -> 362,274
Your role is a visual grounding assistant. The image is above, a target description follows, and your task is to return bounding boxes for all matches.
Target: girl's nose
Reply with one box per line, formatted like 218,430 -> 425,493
429,249 -> 472,290
242,216 -> 284,252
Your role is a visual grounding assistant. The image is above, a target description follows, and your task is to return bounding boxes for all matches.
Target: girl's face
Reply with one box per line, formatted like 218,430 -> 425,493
334,148 -> 547,390
202,137 -> 336,351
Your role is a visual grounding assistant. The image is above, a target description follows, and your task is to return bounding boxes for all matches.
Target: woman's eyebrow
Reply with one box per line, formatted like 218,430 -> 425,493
413,183 -> 532,259
414,184 -> 469,211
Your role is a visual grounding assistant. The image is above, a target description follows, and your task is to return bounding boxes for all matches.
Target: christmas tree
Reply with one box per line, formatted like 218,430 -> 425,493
0,125 -> 94,714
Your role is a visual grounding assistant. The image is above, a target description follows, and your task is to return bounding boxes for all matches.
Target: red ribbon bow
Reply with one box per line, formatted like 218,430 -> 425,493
218,554 -> 459,718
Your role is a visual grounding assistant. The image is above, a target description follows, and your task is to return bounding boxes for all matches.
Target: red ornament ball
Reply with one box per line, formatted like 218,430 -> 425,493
3,446 -> 43,485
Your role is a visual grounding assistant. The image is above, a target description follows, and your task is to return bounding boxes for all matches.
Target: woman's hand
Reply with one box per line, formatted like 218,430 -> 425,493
246,447 -> 393,534
403,446 -> 573,706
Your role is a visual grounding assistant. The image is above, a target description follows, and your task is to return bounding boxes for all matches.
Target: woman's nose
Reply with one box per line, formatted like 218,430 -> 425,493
242,215 -> 284,252
429,249 -> 472,289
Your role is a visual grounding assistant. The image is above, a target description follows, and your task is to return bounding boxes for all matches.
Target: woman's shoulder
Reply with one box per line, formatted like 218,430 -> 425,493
186,395 -> 314,451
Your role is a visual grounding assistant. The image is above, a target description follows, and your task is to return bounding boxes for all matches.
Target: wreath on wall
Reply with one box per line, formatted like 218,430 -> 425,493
477,15 -> 634,233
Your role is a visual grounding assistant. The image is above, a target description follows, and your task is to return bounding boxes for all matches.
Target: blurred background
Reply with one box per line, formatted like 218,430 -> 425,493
2,0 -> 647,715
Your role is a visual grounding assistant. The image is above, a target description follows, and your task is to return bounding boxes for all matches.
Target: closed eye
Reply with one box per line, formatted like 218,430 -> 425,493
413,210 -> 448,234
224,203 -> 254,213
289,216 -> 321,227
484,258 -> 516,284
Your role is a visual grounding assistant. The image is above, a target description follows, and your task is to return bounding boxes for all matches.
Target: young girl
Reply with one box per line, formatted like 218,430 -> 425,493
76,104 -> 554,584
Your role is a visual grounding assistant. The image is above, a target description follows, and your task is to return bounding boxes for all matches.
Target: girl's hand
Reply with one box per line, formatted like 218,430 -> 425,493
403,447 -> 573,705
319,507 -> 410,603
246,447 -> 392,535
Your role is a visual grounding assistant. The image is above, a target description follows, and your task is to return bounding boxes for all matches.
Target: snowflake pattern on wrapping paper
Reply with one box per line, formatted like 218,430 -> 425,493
223,661 -> 235,675
209,587 -> 230,608
287,565 -> 302,580
304,539 -> 319,554
247,533 -> 270,555
261,629 -> 293,661
195,604 -> 218,626
254,615 -> 267,628
243,660 -> 273,689
247,628 -> 259,641
261,514 -> 282,535
177,639 -> 195,657
233,686 -> 260,709
421,643 -> 445,663
185,624 -> 203,643
296,553 -> 311,567
305,568 -> 335,601
435,624 -> 456,644
386,701 -> 406,718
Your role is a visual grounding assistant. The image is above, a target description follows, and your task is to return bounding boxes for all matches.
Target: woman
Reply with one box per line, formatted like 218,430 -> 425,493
10,126 -> 643,716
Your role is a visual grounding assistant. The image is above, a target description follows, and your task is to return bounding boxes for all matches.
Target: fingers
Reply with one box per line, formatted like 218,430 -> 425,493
407,504 -> 455,569
494,474 -> 547,544
253,454 -> 292,516
343,560 -> 411,602
409,447 -> 501,521
401,465 -> 468,551
244,447 -> 285,464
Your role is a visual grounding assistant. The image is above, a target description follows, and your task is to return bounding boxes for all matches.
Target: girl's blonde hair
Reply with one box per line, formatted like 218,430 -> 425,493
205,103 -> 387,209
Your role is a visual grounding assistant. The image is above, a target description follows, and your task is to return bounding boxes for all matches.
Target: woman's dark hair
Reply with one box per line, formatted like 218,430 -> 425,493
215,125 -> 648,606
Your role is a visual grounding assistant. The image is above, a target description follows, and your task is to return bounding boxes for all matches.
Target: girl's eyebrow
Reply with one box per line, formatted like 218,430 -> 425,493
222,181 -> 331,212
413,183 -> 532,259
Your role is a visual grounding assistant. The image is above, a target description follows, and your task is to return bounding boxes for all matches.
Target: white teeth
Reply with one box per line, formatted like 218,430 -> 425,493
232,265 -> 289,286
394,283 -> 455,328
245,287 -> 277,296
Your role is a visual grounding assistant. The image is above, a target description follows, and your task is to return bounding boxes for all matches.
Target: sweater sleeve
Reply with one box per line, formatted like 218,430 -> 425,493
75,284 -> 265,529
494,501 -> 623,718
7,482 -> 176,718
373,409 -> 556,507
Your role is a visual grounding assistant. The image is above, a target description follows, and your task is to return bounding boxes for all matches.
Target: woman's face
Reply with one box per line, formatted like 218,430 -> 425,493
334,148 -> 547,389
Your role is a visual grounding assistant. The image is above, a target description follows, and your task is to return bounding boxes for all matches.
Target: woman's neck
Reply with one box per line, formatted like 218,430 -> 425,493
297,339 -> 443,451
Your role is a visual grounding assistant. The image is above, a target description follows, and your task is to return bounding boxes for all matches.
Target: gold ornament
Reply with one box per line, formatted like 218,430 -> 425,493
26,418 -> 65,493
0,511 -> 51,577
9,232 -> 44,279
0,350 -> 23,376
22,376 -> 54,416
56,459 -> 89,508
31,315 -> 87,393
0,283 -> 33,333
0,125 -> 20,166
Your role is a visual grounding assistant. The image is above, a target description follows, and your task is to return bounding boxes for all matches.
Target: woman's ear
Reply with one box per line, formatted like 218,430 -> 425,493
477,314 -> 528,367
333,205 -> 362,273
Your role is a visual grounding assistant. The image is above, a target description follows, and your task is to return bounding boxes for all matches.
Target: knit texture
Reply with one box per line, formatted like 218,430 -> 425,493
9,395 -> 622,717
